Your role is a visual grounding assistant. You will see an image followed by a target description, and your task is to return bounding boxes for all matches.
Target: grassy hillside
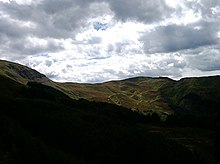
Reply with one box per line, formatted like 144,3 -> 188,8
1,59 -> 220,163
58,77 -> 174,115
160,76 -> 220,115
0,74 -> 203,164
0,59 -> 174,115
0,60 -> 48,84
2,59 -> 219,118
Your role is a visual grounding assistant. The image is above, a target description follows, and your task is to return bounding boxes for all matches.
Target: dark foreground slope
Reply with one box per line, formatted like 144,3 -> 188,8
0,75 -> 202,164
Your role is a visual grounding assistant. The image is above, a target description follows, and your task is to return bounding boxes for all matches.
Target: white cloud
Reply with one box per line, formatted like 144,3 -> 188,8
0,0 -> 220,83
0,0 -> 10,3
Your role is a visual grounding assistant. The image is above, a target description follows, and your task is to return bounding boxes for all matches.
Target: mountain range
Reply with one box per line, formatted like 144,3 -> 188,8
0,59 -> 220,164
1,59 -> 220,116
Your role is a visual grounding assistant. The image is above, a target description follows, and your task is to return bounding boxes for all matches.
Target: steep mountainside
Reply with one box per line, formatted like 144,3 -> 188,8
0,59 -> 66,94
0,60 -> 48,84
160,76 -> 220,115
1,59 -> 220,164
1,59 -> 220,117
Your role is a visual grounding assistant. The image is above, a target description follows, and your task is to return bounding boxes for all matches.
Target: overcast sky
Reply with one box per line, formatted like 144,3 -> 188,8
0,0 -> 219,83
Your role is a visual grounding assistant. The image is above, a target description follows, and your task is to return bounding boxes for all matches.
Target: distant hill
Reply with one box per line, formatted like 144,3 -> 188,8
1,59 -> 220,117
58,77 -> 174,115
160,76 -> 220,115
0,59 -> 220,164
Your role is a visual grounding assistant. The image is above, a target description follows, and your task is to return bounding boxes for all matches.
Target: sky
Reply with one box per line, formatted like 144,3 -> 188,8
0,0 -> 220,83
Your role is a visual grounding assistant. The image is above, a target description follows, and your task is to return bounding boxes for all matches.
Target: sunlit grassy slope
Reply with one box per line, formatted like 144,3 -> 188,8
58,77 -> 174,115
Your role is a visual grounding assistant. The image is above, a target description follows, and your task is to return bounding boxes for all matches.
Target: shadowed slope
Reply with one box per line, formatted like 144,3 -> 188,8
160,76 -> 220,115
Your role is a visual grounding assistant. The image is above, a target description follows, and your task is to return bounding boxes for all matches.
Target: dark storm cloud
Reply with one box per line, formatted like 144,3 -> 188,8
0,1 -> 92,39
12,38 -> 63,55
107,0 -> 172,23
0,0 -> 106,58
0,13 -> 63,56
0,0 -> 172,41
0,0 -> 173,48
142,21 -> 219,53
0,17 -> 26,39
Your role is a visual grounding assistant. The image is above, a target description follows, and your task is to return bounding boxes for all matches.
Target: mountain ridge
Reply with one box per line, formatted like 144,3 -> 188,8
1,59 -> 220,164
1,59 -> 220,116
0,59 -> 50,85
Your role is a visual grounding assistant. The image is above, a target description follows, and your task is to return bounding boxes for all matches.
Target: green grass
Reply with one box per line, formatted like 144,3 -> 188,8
57,76 -> 174,115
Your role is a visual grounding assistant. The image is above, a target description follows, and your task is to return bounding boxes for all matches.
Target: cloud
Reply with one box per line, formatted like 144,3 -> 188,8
0,0 -> 104,39
184,0 -> 220,19
107,0 -> 173,23
22,51 -> 186,83
0,0 -> 220,83
142,21 -> 219,53
87,36 -> 102,44
183,45 -> 220,72
0,0 -> 110,58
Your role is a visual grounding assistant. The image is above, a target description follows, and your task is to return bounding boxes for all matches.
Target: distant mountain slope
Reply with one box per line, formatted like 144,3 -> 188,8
58,77 -> 174,115
1,59 -> 220,116
160,76 -> 220,115
57,75 -> 220,116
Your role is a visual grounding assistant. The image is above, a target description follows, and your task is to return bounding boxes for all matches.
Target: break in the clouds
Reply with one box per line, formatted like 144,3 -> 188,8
0,0 -> 220,83
93,22 -> 108,31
